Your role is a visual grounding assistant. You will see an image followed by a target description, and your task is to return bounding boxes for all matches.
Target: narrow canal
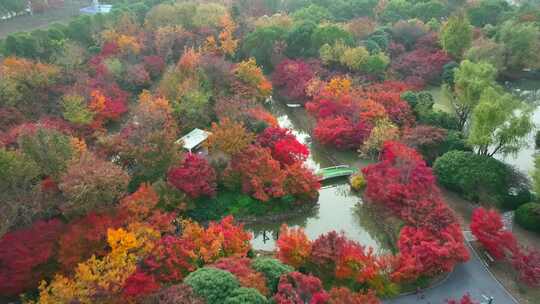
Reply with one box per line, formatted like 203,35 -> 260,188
247,101 -> 392,253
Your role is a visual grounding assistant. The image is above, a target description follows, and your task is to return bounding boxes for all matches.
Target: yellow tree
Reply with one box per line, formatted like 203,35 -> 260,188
205,118 -> 255,156
34,226 -> 159,304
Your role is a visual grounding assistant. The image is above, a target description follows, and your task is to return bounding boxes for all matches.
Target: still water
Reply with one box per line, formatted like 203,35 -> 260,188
247,102 -> 391,252
497,79 -> 540,175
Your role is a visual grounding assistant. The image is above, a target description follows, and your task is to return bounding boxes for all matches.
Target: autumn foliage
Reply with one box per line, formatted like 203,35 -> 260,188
363,142 -> 469,280
0,219 -> 64,296
276,225 -> 313,268
273,271 -> 329,304
167,153 -> 217,199
471,208 -> 540,287
470,208 -> 519,260
272,59 -> 314,101
257,127 -> 309,166
225,145 -> 286,201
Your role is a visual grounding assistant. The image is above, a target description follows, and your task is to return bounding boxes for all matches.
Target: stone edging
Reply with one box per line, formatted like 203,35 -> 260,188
236,201 -> 318,225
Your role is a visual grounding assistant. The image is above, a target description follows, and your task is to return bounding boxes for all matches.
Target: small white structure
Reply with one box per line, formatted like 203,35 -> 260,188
80,0 -> 112,14
176,128 -> 211,153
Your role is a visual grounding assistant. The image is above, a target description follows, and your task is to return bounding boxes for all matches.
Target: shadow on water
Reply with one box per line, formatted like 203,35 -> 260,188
247,101 -> 388,252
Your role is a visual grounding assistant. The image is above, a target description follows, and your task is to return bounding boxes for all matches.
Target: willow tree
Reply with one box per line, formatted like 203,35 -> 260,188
467,86 -> 533,157
444,60 -> 497,130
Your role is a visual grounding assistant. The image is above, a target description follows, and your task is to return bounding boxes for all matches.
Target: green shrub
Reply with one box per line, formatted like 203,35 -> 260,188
224,287 -> 268,304
433,151 -> 510,204
515,203 -> 540,232
251,257 -> 293,293
501,187 -> 533,211
184,267 -> 240,303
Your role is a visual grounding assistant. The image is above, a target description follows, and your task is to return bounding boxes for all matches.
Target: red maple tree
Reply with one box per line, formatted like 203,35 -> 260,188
168,154 -> 217,199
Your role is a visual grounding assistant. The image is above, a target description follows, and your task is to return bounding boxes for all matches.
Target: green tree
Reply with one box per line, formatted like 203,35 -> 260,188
286,21 -> 317,58
468,87 -> 533,156
19,129 -> 73,179
61,94 -> 94,126
292,4 -> 332,23
0,149 -> 39,195
446,60 -> 497,130
311,24 -> 355,51
361,52 -> 390,75
439,14 -> 473,59
467,0 -> 510,27
497,20 -> 540,71
0,147 -> 41,236
465,38 -> 506,74
241,25 -> 287,71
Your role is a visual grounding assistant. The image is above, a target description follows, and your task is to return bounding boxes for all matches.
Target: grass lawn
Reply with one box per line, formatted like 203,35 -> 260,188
0,0 -> 89,39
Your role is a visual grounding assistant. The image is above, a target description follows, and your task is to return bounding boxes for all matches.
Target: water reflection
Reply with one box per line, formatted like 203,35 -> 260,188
248,180 -> 390,253
497,79 -> 540,175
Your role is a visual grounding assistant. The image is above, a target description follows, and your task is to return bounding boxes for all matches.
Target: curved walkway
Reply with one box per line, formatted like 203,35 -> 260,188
384,242 -> 518,304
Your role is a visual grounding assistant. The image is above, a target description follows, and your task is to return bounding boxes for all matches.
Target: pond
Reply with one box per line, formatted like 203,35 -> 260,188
246,102 -> 392,253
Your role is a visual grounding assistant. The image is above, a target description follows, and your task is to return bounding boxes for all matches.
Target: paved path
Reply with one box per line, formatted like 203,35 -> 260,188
384,242 -> 518,304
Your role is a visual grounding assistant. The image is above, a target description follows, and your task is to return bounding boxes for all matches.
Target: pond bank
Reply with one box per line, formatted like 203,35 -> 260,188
245,101 -> 391,253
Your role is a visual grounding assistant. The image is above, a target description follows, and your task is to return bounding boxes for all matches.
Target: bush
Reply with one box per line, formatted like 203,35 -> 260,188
59,152 -> 129,217
434,151 -> 510,204
350,173 -> 366,191
184,267 -> 240,303
515,203 -> 540,232
224,287 -> 268,304
250,257 -> 293,293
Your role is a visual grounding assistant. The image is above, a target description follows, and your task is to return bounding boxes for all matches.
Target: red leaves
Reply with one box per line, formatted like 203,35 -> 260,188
283,163 -> 320,202
363,141 -> 437,218
471,208 -> 540,287
0,219 -> 64,295
257,127 -> 309,166
273,272 -> 328,304
335,241 -> 378,283
470,208 -> 519,260
328,287 -> 380,304
510,248 -> 540,287
168,154 -> 217,199
225,145 -> 286,202
314,116 -> 371,150
58,213 -> 121,273
396,224 -> 469,277
446,294 -> 478,304
122,270 -> 160,300
306,79 -> 413,150
212,257 -> 269,296
276,225 -> 312,269
363,141 -> 469,280
392,46 -> 451,87
144,235 -> 197,283
273,59 -> 315,101
277,229 -> 382,289
182,216 -> 252,264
